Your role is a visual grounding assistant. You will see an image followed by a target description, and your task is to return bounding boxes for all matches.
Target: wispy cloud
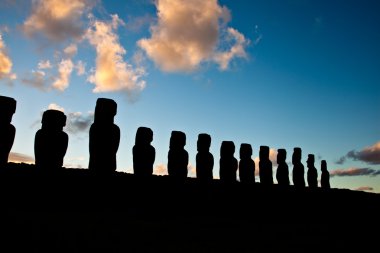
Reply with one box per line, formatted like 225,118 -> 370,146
330,167 -> 380,177
354,186 -> 374,192
8,152 -> 34,164
0,32 -> 16,82
21,70 -> 49,91
52,59 -> 74,91
22,0 -> 92,42
138,0 -> 249,72
86,14 -> 146,97
38,60 -> 53,69
336,141 -> 380,165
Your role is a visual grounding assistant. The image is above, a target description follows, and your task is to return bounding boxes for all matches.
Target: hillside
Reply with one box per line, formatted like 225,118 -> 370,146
1,163 -> 379,252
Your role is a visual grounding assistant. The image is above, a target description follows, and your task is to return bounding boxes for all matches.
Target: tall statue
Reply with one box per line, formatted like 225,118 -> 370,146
133,127 -> 155,176
196,133 -> 214,181
34,109 -> 68,170
239,143 -> 255,183
321,160 -> 330,189
276,149 -> 289,186
89,98 -> 120,174
259,146 -> 273,185
0,96 -> 16,167
307,154 -> 318,188
219,141 -> 238,183
292,147 -> 305,188
168,131 -> 188,179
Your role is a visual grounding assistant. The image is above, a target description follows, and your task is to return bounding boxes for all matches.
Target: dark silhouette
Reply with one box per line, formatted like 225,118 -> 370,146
167,131 -> 188,179
34,109 -> 68,170
196,133 -> 214,181
0,96 -> 16,167
238,143 -> 255,183
219,141 -> 238,182
133,127 -> 155,176
276,149 -> 289,186
259,145 -> 273,185
321,160 -> 330,189
292,147 -> 305,188
89,98 -> 120,174
307,154 -> 318,188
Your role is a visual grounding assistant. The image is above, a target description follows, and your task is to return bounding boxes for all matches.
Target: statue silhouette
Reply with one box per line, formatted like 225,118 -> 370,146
320,160 -> 330,189
238,143 -> 255,183
307,154 -> 318,188
0,96 -> 16,167
259,146 -> 273,185
276,149 -> 289,186
34,109 -> 68,170
167,131 -> 188,179
89,98 -> 120,174
133,127 -> 155,176
196,133 -> 214,181
219,141 -> 238,183
292,147 -> 305,188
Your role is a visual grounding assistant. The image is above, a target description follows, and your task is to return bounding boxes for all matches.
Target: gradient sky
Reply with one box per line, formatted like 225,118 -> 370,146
1,0 -> 379,192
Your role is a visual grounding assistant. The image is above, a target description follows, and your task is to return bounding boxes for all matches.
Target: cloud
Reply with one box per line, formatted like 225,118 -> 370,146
355,186 -> 374,192
38,60 -> 52,69
188,163 -> 196,178
138,0 -> 249,72
21,70 -> 48,91
346,141 -> 380,165
0,33 -> 16,81
63,43 -> 78,58
48,103 -> 65,112
154,163 -> 167,175
22,0 -> 92,42
75,60 -> 86,75
330,167 -> 380,177
86,14 -> 146,96
8,152 -> 34,164
52,58 -> 74,91
47,103 -> 93,134
335,156 -> 346,165
125,14 -> 155,32
65,111 -> 94,134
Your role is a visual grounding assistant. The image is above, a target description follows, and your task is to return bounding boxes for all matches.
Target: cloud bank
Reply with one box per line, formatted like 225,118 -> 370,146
138,0 -> 249,72
22,0 -> 91,42
355,186 -> 374,192
330,167 -> 380,177
86,15 -> 146,95
336,141 -> 380,165
8,152 -> 34,164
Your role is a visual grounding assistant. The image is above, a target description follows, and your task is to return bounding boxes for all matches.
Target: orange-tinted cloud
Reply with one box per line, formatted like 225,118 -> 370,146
8,152 -> 34,164
154,163 -> 167,175
22,0 -> 92,42
52,59 -> 74,91
355,186 -> 374,192
138,0 -> 248,72
0,33 -> 16,81
86,15 -> 146,95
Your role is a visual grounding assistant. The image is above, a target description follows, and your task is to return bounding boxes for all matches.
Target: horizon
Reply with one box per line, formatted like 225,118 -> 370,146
1,0 -> 379,192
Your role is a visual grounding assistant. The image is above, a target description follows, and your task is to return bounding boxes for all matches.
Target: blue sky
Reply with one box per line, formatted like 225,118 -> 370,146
1,0 -> 379,192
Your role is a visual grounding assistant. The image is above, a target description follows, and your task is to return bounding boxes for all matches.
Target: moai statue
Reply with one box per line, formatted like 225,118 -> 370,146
167,131 -> 188,179
219,141 -> 238,183
196,133 -> 214,181
307,154 -> 318,188
34,109 -> 68,170
133,127 -> 155,176
292,147 -> 305,188
259,146 -> 273,185
0,96 -> 16,167
276,149 -> 289,186
239,143 -> 255,183
89,98 -> 120,174
320,160 -> 330,189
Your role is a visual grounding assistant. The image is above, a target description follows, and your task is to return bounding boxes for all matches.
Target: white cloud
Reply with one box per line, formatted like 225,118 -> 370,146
22,0 -> 92,42
48,103 -> 65,112
63,43 -> 78,58
75,60 -> 86,75
86,15 -> 146,94
38,60 -> 52,69
154,163 -> 167,175
138,0 -> 248,72
21,70 -> 47,90
52,58 -> 74,91
8,152 -> 34,164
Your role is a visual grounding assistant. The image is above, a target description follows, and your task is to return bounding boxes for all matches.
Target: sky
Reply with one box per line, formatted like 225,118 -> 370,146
1,0 -> 379,193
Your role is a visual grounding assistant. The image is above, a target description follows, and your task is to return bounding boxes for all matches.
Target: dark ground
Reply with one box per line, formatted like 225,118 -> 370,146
1,163 -> 379,252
